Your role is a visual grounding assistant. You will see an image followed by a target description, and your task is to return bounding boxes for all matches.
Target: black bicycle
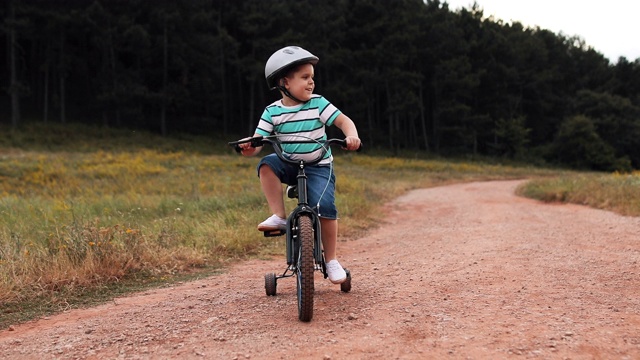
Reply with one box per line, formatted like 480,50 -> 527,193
229,136 -> 355,322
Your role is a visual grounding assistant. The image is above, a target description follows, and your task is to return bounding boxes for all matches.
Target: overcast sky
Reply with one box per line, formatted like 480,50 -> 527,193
444,0 -> 640,62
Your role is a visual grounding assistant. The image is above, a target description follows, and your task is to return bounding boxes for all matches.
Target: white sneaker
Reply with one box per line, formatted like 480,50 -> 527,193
257,214 -> 287,231
325,259 -> 347,284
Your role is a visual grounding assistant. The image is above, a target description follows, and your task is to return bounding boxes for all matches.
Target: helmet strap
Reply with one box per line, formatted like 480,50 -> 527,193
276,79 -> 306,104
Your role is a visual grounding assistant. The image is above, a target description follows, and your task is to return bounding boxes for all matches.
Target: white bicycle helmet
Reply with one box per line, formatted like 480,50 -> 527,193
265,46 -> 319,90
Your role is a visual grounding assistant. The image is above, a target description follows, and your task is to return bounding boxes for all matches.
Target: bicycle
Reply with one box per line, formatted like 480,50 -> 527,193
229,135 -> 356,322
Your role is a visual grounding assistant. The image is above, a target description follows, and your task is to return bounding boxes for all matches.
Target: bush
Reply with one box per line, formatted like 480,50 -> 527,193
552,115 -> 631,171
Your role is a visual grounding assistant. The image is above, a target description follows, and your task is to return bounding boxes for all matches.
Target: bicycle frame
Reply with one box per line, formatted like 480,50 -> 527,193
284,160 -> 323,266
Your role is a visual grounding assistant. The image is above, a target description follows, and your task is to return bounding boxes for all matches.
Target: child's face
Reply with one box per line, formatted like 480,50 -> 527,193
283,63 -> 315,103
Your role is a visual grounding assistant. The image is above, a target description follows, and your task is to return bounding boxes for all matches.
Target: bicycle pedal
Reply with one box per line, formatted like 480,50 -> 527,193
263,229 -> 286,237
286,185 -> 298,199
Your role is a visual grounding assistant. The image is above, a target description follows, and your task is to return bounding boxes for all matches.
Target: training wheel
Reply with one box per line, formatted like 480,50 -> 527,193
340,269 -> 352,293
265,272 -> 277,296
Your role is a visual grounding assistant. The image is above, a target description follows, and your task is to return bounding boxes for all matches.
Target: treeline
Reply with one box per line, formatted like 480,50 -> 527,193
2,0 -> 640,170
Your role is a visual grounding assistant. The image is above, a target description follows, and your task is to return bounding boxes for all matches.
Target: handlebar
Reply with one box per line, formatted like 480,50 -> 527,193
228,136 -> 361,166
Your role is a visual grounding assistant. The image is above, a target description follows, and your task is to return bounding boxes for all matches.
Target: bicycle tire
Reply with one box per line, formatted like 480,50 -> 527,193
265,272 -> 277,296
296,215 -> 315,322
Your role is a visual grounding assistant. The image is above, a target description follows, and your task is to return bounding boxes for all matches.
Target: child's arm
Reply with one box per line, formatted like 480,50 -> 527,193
238,133 -> 264,157
333,114 -> 361,151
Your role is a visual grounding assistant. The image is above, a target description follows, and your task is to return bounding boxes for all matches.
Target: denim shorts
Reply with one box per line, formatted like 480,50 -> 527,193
257,153 -> 337,219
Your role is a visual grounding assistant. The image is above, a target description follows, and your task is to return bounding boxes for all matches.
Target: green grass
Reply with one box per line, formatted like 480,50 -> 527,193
517,172 -> 640,216
0,122 -> 637,328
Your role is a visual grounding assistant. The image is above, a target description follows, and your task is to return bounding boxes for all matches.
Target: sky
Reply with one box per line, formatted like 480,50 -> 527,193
444,0 -> 640,62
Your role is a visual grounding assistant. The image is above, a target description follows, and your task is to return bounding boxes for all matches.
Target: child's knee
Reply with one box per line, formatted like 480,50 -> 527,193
258,163 -> 274,177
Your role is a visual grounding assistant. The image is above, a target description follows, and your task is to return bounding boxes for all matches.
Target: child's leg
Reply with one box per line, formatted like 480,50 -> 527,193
320,218 -> 338,261
304,165 -> 339,260
258,165 -> 286,219
321,217 -> 346,284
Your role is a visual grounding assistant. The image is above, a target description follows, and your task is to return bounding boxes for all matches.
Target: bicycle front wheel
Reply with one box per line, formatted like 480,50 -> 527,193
296,215 -> 315,322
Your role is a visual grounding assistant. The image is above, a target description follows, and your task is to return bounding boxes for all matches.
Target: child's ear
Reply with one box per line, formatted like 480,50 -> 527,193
280,77 -> 289,88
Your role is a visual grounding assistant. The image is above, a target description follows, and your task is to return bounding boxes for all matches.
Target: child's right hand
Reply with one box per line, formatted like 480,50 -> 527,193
237,136 -> 262,156
237,137 -> 251,150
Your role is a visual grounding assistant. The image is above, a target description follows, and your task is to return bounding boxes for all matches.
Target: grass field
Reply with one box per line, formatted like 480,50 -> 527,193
1,123 -> 637,327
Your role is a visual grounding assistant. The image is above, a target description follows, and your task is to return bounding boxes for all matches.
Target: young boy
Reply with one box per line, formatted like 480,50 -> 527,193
238,46 -> 361,284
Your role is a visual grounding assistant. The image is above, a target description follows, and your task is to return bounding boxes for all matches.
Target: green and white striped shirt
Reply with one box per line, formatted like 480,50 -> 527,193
256,95 -> 342,165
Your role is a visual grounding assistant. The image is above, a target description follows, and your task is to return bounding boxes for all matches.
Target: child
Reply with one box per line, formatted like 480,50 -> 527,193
238,46 -> 361,284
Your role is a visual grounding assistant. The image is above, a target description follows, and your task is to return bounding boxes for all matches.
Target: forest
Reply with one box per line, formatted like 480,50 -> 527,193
2,0 -> 640,170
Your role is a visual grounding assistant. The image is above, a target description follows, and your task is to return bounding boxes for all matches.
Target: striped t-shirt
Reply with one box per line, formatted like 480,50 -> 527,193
255,95 -> 342,165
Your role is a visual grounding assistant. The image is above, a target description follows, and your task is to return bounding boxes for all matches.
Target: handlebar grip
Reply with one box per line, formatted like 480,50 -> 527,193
338,139 -> 363,152
228,136 -> 265,153
227,141 -> 244,153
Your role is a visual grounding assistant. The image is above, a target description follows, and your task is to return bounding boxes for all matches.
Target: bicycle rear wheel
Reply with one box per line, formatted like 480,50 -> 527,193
296,215 -> 315,322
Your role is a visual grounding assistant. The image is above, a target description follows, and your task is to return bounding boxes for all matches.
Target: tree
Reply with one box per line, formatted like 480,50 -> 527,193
573,90 -> 640,168
6,0 -> 22,127
422,0 -> 473,154
552,115 -> 628,171
3,0 -> 636,169
609,57 -> 640,104
492,116 -> 531,158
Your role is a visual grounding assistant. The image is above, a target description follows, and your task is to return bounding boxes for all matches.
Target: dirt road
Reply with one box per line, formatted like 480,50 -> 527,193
1,180 -> 639,359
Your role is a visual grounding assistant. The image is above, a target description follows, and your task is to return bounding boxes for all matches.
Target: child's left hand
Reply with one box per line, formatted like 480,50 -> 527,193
344,136 -> 361,151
